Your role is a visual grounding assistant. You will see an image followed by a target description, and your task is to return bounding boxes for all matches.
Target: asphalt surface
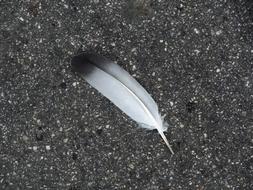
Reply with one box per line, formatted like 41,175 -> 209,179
1,0 -> 253,189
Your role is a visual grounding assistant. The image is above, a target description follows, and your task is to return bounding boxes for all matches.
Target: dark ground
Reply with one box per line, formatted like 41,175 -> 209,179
1,0 -> 253,189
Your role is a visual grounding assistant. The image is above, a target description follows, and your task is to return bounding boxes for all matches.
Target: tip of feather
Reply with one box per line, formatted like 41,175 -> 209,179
71,53 -> 96,75
158,129 -> 174,155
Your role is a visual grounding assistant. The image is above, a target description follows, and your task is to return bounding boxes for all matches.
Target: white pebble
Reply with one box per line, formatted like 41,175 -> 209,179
194,49 -> 200,55
46,145 -> 51,150
72,82 -> 78,87
19,17 -> 24,21
33,146 -> 38,151
194,28 -> 200,34
216,30 -> 222,35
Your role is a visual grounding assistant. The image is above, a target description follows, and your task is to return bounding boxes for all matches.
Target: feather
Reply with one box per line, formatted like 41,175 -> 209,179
71,53 -> 174,154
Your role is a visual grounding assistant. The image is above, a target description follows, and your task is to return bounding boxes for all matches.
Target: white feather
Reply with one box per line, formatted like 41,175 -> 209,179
71,53 -> 174,154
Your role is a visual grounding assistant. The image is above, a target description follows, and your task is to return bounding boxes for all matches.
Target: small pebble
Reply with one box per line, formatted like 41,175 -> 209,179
46,145 -> 51,150
194,28 -> 200,34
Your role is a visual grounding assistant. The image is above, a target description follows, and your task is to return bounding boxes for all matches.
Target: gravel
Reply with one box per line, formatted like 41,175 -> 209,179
1,0 -> 253,189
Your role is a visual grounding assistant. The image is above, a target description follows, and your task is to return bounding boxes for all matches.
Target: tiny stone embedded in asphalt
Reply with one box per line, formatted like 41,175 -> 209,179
0,0 -> 253,189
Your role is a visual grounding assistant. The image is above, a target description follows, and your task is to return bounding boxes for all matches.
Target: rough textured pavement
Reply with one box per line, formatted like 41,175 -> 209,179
1,0 -> 253,189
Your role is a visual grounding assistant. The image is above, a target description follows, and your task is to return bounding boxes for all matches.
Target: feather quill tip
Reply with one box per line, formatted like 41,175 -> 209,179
159,130 -> 175,155
159,114 -> 174,154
